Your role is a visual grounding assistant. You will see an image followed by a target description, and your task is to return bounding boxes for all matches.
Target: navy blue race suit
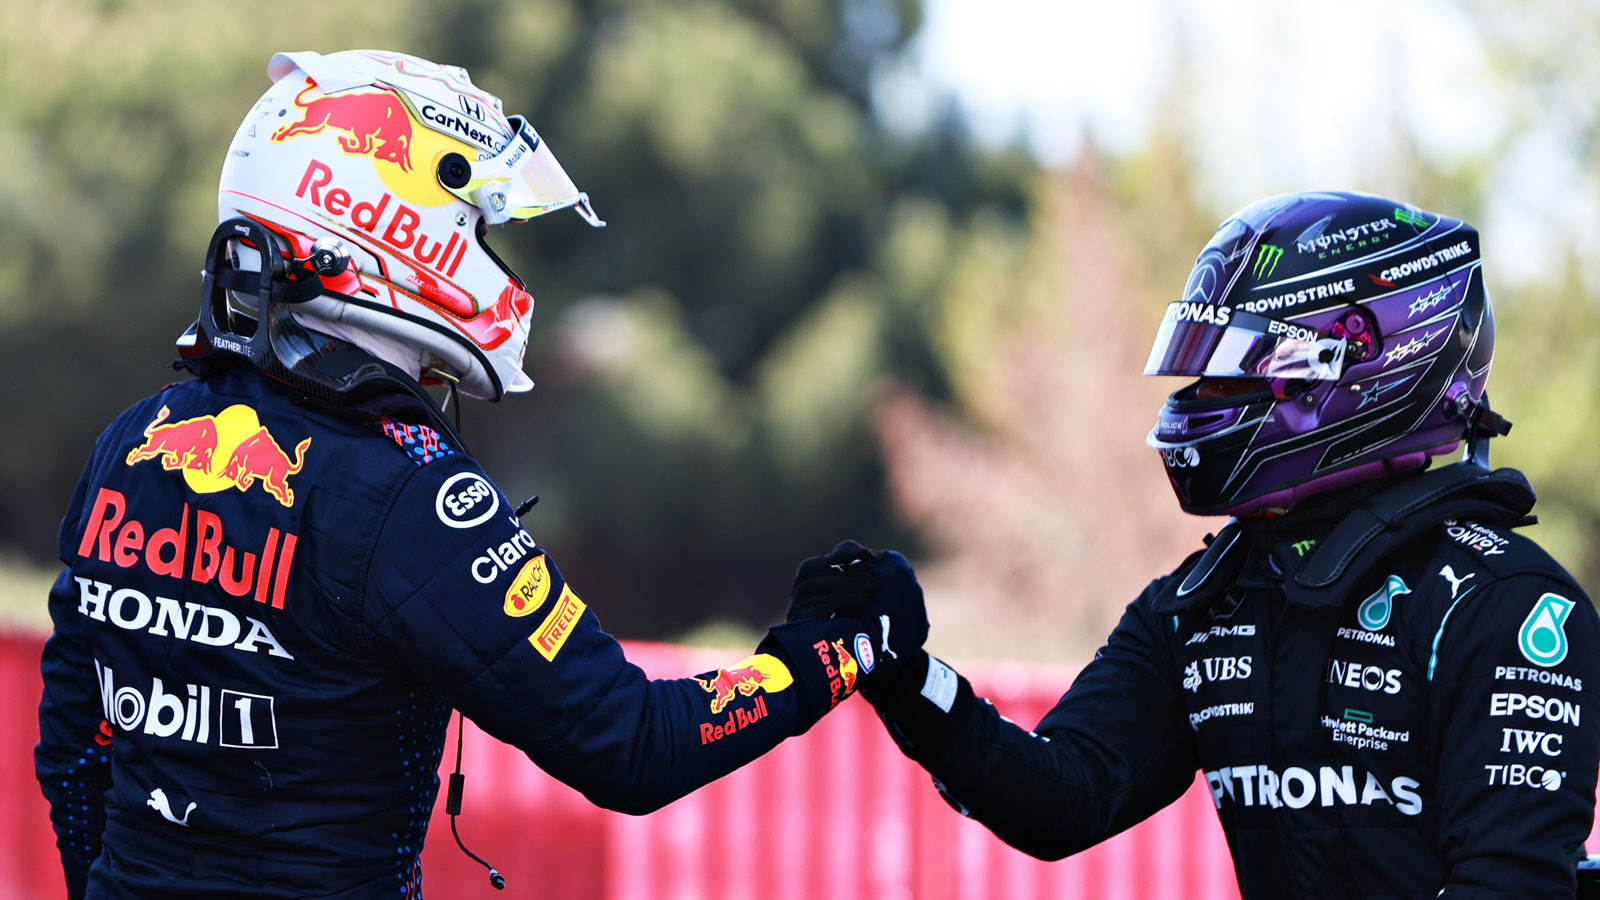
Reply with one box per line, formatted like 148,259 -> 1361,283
868,465 -> 1600,899
37,362 -> 869,899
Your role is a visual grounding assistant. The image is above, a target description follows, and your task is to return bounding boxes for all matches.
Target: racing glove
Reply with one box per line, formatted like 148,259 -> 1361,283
760,541 -> 929,731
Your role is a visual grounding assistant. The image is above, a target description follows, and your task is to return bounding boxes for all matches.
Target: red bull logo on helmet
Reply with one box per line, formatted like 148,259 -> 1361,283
696,654 -> 794,715
274,83 -> 415,171
127,405 -> 310,508
273,75 -> 479,212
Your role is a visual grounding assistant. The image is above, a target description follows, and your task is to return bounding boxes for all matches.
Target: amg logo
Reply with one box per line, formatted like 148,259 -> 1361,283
1184,624 -> 1256,646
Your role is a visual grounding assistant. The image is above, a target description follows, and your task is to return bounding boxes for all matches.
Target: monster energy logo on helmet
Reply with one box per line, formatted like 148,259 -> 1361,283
1393,206 -> 1431,227
1253,244 -> 1283,279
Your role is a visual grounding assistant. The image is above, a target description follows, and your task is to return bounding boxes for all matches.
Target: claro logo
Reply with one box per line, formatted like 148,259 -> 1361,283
470,517 -> 538,584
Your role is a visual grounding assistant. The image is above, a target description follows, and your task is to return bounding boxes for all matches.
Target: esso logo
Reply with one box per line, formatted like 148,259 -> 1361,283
854,633 -> 876,674
436,472 -> 499,529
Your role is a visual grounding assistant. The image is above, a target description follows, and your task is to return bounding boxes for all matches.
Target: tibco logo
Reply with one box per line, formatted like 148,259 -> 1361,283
1205,764 -> 1422,816
1485,763 -> 1564,791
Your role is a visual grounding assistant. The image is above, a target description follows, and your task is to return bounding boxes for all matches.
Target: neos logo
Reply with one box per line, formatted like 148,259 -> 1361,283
1327,659 -> 1402,695
436,472 -> 499,528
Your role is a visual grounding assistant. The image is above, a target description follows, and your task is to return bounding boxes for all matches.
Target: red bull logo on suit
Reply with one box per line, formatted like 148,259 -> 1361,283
696,654 -> 794,715
695,654 -> 794,744
127,405 -> 310,507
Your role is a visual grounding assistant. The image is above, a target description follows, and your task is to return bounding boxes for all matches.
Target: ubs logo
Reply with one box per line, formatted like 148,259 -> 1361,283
1184,656 -> 1253,692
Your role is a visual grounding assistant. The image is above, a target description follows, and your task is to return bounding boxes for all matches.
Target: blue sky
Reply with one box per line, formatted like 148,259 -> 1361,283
894,0 -> 1594,287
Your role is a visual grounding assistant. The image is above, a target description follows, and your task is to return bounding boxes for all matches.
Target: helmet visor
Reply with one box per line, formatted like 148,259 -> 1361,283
1144,304 -> 1347,381
446,116 -> 604,228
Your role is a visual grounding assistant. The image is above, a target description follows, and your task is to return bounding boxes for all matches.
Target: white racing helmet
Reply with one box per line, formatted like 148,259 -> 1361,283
217,49 -> 603,400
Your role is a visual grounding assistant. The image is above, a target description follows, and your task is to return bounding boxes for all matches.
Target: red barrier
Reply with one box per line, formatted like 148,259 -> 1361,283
0,632 -> 1242,899
40,629 -> 1595,898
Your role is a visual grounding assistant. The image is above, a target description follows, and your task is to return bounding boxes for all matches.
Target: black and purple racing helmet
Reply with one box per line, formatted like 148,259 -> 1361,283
1145,191 -> 1498,516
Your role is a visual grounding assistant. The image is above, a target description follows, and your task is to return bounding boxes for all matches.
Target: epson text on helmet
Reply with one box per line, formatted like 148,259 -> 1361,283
1265,320 -> 1320,343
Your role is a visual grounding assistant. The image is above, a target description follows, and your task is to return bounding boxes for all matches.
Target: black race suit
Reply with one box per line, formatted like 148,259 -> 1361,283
870,465 -> 1600,899
36,361 -> 866,899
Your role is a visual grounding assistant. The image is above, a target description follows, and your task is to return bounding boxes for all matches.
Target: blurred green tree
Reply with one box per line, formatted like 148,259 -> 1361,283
0,0 -> 1037,639
1452,0 -> 1600,590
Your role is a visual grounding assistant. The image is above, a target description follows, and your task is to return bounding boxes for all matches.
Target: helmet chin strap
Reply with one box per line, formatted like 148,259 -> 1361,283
180,217 -> 469,446
1456,391 -> 1512,468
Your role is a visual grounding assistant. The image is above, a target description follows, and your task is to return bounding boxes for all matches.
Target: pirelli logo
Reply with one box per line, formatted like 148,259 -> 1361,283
530,585 -> 585,661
